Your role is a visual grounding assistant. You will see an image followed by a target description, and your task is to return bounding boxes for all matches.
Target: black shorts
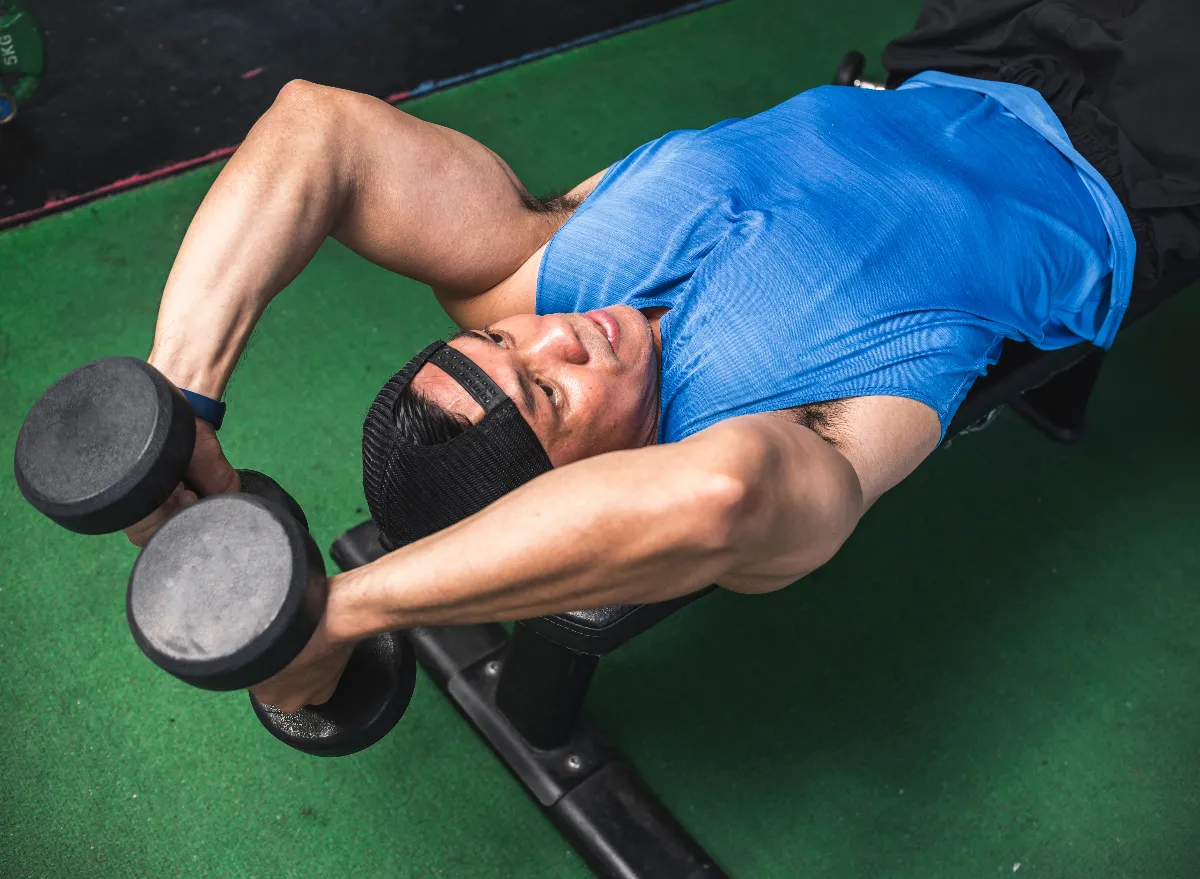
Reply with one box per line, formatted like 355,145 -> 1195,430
883,0 -> 1200,314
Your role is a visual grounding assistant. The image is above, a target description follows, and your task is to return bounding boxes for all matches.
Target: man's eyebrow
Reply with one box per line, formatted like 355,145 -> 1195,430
448,329 -> 536,414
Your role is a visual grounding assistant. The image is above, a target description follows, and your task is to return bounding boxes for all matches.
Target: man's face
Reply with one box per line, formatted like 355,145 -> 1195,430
411,305 -> 661,465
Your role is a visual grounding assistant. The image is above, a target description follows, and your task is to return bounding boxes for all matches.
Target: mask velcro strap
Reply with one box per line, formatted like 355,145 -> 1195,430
429,345 -> 508,413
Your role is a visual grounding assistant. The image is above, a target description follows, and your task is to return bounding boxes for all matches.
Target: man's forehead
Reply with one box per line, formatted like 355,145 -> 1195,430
410,337 -> 502,424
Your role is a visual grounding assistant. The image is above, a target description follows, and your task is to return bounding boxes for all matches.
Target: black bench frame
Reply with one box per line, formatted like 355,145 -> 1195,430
331,61 -> 1199,879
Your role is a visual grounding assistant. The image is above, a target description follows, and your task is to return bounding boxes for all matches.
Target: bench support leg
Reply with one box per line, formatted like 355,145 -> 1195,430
495,622 -> 597,749
331,522 -> 725,879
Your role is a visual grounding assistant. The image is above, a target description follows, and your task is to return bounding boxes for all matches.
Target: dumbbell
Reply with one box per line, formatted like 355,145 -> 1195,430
14,357 -> 415,756
127,470 -> 416,757
15,357 -> 202,535
832,51 -> 886,90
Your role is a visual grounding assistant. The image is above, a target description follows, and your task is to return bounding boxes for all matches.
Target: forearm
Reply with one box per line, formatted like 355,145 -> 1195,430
149,86 -> 356,395
148,81 -> 551,396
322,417 -> 863,641
324,442 -> 747,640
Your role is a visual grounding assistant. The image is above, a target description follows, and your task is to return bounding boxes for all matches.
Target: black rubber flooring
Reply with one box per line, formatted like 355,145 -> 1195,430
0,0 -> 718,228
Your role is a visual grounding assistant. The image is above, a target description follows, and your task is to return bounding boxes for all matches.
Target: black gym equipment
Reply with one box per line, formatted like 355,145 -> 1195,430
14,357 -> 416,757
319,52 -> 1200,878
128,477 -> 416,757
331,521 -> 724,878
15,358 -> 196,535
831,50 -> 884,90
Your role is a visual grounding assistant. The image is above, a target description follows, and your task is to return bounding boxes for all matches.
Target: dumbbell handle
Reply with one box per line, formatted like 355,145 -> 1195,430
231,469 -> 309,530
17,353 -> 412,756
250,631 -> 414,757
208,472 -> 415,757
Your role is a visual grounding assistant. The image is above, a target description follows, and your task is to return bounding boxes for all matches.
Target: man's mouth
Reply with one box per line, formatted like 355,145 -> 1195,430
584,309 -> 620,354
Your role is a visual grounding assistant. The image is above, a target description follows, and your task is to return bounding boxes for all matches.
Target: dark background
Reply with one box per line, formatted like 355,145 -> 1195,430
0,0 -> 717,227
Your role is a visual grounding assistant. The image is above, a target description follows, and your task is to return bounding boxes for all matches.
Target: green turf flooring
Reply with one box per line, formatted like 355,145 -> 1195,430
4,0 -> 1200,876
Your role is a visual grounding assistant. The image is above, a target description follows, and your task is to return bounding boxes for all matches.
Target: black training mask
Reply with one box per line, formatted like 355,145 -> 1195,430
362,341 -> 553,551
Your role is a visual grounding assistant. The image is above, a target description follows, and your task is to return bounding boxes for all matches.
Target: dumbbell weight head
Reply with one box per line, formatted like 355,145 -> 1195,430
251,632 -> 415,758
236,468 -> 309,532
15,357 -> 196,534
128,476 -> 415,756
832,50 -> 866,87
127,491 -> 325,691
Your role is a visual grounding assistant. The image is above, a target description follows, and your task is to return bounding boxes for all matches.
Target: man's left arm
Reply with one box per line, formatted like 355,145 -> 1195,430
324,413 -> 865,641
252,400 -> 940,709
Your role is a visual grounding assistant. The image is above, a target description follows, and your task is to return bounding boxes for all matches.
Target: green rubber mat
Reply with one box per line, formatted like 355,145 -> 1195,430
4,0 -> 1199,876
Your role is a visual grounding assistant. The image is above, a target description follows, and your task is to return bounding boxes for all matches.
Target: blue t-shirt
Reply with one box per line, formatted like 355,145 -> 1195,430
536,73 -> 1135,442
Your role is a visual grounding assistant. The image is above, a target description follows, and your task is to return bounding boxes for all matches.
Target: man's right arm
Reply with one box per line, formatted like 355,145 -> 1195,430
149,79 -> 560,401
126,81 -> 567,545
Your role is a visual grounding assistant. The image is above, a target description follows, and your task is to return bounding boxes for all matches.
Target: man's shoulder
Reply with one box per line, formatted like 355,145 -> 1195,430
452,167 -> 612,327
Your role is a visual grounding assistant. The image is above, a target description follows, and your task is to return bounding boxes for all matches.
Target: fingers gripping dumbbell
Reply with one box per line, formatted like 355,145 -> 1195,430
15,357 -> 415,756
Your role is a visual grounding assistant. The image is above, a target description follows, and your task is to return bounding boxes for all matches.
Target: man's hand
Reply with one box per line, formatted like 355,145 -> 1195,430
123,419 -> 240,547
248,620 -> 354,713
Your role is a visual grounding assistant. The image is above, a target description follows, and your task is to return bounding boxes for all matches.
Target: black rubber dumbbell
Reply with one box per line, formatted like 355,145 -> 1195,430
832,50 -> 885,90
14,357 -> 415,756
127,471 -> 415,757
15,357 -> 201,535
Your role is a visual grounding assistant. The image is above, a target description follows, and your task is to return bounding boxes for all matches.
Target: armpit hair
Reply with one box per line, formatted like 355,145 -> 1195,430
519,188 -> 583,215
773,399 -> 848,448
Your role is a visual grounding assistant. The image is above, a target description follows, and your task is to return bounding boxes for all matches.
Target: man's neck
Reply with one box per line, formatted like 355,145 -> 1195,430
641,306 -> 669,356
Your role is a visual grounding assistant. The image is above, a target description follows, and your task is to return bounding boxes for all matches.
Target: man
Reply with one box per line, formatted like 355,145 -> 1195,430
132,1 -> 1199,711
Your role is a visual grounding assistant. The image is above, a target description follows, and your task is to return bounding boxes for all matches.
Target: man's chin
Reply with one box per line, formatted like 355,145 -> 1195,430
615,304 -> 651,326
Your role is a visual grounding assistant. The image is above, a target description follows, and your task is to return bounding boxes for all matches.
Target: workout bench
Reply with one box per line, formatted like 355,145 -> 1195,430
331,55 -> 1200,879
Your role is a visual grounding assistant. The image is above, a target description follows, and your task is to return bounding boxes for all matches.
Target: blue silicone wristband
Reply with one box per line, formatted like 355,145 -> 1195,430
180,388 -> 226,430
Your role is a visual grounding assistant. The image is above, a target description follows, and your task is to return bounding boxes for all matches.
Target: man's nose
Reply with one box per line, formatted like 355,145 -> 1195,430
530,315 -> 588,365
